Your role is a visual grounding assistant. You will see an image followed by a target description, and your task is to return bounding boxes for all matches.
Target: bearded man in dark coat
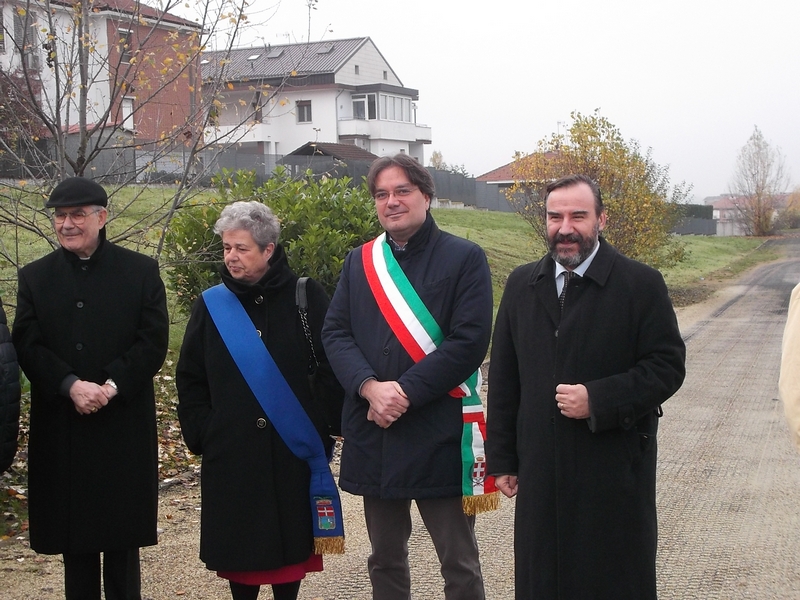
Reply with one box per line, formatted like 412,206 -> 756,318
13,177 -> 169,600
486,174 -> 686,599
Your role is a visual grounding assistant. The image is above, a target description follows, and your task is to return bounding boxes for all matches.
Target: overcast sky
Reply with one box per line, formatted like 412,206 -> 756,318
216,0 -> 799,203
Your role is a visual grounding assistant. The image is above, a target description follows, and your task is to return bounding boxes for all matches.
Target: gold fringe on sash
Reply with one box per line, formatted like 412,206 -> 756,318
462,491 -> 501,516
314,536 -> 345,555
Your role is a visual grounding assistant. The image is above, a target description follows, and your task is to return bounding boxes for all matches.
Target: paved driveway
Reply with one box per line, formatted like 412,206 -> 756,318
655,237 -> 800,599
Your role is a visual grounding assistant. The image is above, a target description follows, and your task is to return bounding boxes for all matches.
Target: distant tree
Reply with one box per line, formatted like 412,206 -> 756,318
728,126 -> 790,236
508,110 -> 688,269
428,149 -> 470,177
429,150 -> 446,170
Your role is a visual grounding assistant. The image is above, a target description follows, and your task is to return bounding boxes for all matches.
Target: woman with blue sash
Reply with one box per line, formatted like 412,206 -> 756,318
176,201 -> 344,600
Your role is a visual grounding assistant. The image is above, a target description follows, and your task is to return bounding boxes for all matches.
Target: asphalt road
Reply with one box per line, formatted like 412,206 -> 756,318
655,236 -> 800,600
2,237 -> 799,599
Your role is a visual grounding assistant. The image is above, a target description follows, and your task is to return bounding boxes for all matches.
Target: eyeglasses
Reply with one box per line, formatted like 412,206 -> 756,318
373,186 -> 418,202
53,209 -> 101,224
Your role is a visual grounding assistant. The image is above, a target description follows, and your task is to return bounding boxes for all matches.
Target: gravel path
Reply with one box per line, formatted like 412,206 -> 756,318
2,239 -> 800,599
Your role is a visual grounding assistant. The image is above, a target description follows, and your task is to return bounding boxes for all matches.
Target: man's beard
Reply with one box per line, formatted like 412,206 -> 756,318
548,224 -> 599,268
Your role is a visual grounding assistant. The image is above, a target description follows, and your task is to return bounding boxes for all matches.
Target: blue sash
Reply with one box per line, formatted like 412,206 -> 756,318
202,284 -> 345,553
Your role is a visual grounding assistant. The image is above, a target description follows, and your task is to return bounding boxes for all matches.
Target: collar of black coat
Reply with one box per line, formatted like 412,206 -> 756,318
220,242 -> 296,298
531,236 -> 617,289
59,226 -> 108,263
387,212 -> 439,260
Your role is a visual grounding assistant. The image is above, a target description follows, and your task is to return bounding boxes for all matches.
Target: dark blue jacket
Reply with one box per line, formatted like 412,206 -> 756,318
323,214 -> 493,499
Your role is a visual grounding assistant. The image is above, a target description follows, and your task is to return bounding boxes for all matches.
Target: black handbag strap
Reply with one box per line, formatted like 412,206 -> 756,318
295,277 -> 319,368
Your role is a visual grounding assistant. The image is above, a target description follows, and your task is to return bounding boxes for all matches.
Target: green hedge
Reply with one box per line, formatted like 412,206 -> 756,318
163,167 -> 382,314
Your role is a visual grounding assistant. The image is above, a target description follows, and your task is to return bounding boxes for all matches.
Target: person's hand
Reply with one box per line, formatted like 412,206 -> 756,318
367,406 -> 392,428
361,380 -> 409,428
555,383 -> 590,419
69,380 -> 109,415
495,475 -> 518,498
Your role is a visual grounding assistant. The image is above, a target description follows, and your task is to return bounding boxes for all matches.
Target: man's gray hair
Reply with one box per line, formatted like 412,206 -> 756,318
213,201 -> 280,249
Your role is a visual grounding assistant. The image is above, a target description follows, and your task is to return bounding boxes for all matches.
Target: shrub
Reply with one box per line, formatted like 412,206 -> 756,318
164,167 -> 381,313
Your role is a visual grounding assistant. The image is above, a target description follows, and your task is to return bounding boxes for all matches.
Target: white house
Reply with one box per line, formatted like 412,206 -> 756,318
705,193 -> 790,236
202,37 -> 432,169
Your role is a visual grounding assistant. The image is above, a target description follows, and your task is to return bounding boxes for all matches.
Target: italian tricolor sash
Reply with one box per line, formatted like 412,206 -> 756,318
362,233 -> 499,515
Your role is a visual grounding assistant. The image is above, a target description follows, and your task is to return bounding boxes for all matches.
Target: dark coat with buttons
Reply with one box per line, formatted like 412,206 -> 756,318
12,234 -> 168,554
176,245 -> 343,572
322,215 -> 493,499
486,238 -> 686,600
0,296 -> 20,474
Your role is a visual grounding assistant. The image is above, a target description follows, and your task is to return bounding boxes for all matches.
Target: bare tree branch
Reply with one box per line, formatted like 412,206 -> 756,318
728,126 -> 790,236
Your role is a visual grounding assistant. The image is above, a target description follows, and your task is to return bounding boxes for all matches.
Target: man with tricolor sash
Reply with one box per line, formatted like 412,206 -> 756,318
323,154 -> 496,600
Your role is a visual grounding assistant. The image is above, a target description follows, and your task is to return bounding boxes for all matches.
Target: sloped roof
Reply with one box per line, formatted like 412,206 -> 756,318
203,37 -> 377,82
476,152 -> 562,184
711,194 -> 789,210
710,196 -> 738,210
285,142 -> 378,162
53,0 -> 199,28
476,162 -> 515,183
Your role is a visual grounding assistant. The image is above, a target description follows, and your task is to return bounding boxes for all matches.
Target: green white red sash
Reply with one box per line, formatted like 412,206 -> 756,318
361,233 -> 498,515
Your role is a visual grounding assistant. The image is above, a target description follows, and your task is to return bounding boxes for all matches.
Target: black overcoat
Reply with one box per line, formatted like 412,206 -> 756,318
13,236 -> 168,554
176,246 -> 343,572
0,296 -> 20,474
322,215 -> 493,499
487,239 -> 686,600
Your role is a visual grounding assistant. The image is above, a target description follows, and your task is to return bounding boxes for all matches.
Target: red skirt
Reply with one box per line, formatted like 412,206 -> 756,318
218,554 -> 323,585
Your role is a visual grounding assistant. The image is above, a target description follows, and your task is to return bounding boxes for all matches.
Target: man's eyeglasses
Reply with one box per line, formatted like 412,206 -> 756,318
53,209 -> 101,224
373,187 -> 418,202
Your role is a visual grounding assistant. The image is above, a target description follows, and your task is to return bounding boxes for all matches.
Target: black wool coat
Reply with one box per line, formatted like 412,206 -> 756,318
176,246 -> 343,572
323,215 -> 493,499
13,236 -> 168,554
0,296 -> 20,474
487,239 -> 686,600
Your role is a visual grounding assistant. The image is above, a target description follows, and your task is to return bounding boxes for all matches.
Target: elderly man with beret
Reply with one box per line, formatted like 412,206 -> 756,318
13,178 -> 169,600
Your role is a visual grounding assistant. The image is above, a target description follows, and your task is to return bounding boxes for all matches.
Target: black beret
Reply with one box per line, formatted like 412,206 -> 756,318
46,177 -> 108,208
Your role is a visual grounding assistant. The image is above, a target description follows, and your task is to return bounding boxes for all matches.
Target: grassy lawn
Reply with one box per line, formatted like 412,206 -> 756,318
660,236 -> 776,287
432,208 -> 544,307
659,235 -> 780,306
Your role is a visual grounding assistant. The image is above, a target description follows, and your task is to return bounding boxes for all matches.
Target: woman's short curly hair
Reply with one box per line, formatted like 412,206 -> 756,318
213,201 -> 280,249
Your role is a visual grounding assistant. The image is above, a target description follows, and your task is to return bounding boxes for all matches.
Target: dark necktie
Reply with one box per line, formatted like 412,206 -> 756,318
559,271 -> 573,312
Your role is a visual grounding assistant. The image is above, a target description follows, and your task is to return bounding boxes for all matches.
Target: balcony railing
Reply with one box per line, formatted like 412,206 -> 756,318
203,119 -> 432,146
338,118 -> 431,143
203,123 -> 270,145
